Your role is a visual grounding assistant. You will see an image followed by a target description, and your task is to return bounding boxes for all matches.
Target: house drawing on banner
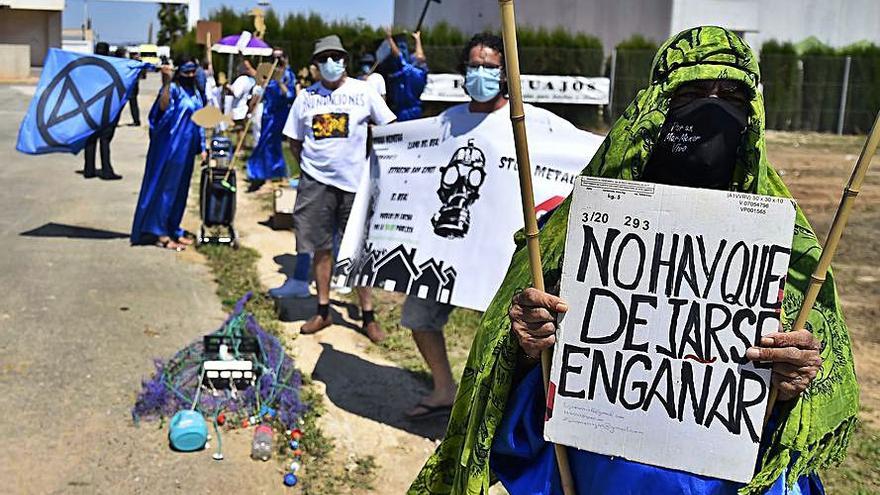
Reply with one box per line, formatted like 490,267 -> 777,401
333,243 -> 459,304
371,244 -> 419,293
440,267 -> 456,304
413,259 -> 446,300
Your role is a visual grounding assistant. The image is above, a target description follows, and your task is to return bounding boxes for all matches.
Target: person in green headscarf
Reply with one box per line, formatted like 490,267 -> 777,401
408,26 -> 859,495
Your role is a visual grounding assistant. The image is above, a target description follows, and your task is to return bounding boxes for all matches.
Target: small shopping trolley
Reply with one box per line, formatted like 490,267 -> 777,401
199,136 -> 238,247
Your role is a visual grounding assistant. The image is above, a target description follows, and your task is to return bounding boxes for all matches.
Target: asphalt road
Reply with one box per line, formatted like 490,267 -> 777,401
0,76 -> 279,493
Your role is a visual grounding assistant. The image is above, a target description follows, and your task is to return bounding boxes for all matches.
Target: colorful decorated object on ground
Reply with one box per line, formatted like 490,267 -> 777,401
132,293 -> 308,487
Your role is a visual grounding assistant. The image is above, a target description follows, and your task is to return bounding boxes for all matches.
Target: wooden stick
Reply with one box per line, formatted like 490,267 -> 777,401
764,109 -> 880,425
498,1 -> 576,494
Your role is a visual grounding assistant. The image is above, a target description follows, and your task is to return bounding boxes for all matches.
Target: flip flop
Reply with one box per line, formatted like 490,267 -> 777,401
405,402 -> 452,420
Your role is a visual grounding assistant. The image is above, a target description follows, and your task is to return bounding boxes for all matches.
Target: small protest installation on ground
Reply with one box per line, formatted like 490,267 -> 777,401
544,177 -> 797,482
333,107 -> 604,311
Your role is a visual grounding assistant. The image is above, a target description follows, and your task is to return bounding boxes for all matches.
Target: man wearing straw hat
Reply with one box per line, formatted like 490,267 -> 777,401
283,35 -> 396,342
410,26 -> 858,495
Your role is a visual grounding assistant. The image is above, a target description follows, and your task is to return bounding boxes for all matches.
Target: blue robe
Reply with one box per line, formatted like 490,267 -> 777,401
130,83 -> 204,244
388,53 -> 427,122
246,70 -> 294,181
490,367 -> 825,495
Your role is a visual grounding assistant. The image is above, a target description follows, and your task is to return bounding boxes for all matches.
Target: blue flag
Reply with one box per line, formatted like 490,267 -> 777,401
16,48 -> 147,155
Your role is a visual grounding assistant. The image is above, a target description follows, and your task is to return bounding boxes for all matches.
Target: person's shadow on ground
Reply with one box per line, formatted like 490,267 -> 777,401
312,342 -> 449,440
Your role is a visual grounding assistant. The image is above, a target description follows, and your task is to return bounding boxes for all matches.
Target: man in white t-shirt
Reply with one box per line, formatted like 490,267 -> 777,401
283,34 -> 396,342
229,60 -> 256,123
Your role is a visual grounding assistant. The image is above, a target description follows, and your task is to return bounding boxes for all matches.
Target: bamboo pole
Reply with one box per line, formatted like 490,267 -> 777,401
224,57 -> 279,189
498,1 -> 576,493
764,109 -> 880,424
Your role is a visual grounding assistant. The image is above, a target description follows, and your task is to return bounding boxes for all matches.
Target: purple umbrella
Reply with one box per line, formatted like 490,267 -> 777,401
211,31 -> 273,56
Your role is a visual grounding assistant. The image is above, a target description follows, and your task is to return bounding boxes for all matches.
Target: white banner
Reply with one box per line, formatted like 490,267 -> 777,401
422,73 -> 610,105
334,105 -> 604,311
544,177 -> 797,482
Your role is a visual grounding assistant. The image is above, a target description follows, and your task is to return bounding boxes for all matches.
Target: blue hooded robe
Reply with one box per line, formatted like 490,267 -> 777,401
130,82 -> 204,244
387,42 -> 427,122
246,68 -> 295,181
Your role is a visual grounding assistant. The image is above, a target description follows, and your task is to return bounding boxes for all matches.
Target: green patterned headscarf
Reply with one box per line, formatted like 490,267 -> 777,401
409,26 -> 859,495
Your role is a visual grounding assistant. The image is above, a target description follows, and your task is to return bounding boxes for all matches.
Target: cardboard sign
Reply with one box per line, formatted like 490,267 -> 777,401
421,74 -> 610,105
545,177 -> 797,482
197,21 -> 222,46
333,107 -> 603,311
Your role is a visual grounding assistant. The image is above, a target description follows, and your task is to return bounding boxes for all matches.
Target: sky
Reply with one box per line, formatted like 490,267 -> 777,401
62,0 -> 395,44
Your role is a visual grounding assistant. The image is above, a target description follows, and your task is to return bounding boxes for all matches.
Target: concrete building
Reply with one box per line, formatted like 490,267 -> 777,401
0,0 -> 63,72
394,0 -> 880,56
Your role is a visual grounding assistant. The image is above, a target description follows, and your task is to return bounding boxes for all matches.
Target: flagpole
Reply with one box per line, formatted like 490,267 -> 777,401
764,109 -> 880,425
498,1 -> 576,493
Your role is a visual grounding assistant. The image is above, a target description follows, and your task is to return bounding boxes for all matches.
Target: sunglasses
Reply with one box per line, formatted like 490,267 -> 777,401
315,53 -> 346,64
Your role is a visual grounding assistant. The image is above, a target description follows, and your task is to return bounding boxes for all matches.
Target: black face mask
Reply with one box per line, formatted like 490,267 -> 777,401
179,75 -> 195,88
641,97 -> 748,190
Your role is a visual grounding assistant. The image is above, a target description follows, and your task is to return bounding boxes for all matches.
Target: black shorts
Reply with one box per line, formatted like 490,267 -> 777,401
292,172 -> 355,252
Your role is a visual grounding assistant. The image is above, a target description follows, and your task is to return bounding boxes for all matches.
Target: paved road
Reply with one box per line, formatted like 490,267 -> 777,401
0,77 -> 278,493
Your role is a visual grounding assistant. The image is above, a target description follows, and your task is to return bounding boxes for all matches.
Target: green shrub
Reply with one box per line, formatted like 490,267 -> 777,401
610,36 -> 658,122
840,43 -> 880,134
760,40 -> 802,130
800,43 -> 844,132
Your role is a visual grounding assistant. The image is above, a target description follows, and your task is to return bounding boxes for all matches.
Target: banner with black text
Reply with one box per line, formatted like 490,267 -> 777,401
333,106 -> 604,311
544,177 -> 797,482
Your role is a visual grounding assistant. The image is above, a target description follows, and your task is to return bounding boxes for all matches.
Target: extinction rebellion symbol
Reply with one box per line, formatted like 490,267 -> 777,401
36,57 -> 126,148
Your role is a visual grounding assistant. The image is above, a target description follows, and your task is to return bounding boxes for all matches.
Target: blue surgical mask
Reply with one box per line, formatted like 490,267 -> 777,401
318,57 -> 346,82
465,66 -> 502,103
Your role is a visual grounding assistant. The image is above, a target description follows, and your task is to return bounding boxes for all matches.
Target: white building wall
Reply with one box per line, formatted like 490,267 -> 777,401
393,0 -> 672,57
397,0 -> 880,56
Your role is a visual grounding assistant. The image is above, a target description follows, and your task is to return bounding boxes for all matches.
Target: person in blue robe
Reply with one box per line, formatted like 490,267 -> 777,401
130,60 -> 205,250
246,57 -> 295,189
383,29 -> 428,121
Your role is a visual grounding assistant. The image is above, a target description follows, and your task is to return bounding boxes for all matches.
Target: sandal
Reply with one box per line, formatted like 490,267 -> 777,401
176,236 -> 194,246
405,401 -> 453,420
156,236 -> 185,252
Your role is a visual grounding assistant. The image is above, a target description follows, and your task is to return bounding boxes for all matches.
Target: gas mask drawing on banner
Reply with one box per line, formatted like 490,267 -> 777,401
431,139 -> 487,239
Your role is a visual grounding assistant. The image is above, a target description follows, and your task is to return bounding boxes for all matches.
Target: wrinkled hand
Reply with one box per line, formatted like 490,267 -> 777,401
746,330 -> 822,401
509,288 -> 568,360
411,30 -> 421,41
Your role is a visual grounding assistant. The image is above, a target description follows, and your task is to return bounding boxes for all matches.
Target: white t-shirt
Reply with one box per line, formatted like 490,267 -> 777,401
283,77 -> 396,192
366,73 -> 386,97
230,75 -> 256,121
438,100 -> 578,139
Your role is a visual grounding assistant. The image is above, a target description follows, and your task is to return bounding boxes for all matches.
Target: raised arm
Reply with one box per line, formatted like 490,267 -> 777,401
412,31 -> 426,64
158,65 -> 174,112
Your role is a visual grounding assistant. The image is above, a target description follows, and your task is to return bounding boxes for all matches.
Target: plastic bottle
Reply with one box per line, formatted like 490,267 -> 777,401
251,424 -> 274,461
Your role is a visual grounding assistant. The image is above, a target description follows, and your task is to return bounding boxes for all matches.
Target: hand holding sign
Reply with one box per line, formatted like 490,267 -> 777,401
746,329 -> 822,401
509,288 -> 568,360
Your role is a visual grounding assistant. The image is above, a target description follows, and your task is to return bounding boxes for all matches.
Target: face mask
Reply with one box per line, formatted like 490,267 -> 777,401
464,66 -> 502,103
318,58 -> 346,82
641,97 -> 748,189
361,64 -> 372,75
179,75 -> 195,88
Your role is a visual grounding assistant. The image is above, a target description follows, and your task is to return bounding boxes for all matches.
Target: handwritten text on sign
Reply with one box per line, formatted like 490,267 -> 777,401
544,177 -> 797,482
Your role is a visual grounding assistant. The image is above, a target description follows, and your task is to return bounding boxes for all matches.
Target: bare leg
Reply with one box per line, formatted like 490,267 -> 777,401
356,287 -> 373,311
313,249 -> 332,305
408,330 -> 456,414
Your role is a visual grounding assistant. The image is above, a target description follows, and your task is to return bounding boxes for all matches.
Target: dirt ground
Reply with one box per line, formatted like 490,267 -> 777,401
763,131 -> 880,429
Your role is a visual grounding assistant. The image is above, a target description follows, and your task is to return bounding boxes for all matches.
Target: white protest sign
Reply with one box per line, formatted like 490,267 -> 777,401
333,105 -> 604,311
422,73 -> 610,105
544,177 -> 797,482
